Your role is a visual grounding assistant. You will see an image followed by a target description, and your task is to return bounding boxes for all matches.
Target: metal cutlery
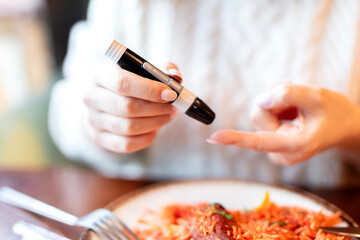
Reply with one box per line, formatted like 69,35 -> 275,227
12,220 -> 71,240
319,226 -> 360,238
0,187 -> 138,240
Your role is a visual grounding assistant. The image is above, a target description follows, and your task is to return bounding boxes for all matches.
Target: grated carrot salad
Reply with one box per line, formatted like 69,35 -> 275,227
134,195 -> 349,240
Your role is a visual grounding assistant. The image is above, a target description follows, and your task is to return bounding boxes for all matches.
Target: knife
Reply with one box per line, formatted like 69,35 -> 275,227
12,220 -> 71,240
319,227 -> 360,238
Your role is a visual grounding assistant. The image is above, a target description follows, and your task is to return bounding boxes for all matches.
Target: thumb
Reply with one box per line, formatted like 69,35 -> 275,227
255,83 -> 319,113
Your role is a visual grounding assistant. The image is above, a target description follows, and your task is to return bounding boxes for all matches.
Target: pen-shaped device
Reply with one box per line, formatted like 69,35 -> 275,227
105,40 -> 215,125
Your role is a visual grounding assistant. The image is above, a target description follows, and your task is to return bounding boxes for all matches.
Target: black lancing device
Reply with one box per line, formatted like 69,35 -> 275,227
105,40 -> 215,125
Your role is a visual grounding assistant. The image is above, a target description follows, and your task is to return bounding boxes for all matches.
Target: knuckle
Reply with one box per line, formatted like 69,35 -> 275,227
83,86 -> 100,107
82,95 -> 91,106
87,114 -> 96,127
82,92 -> 93,106
110,140 -> 124,153
123,141 -> 136,153
144,85 -> 158,100
89,132 -> 98,143
123,98 -> 138,115
109,119 -> 122,134
290,134 -> 319,159
105,138 -> 127,154
110,97 -> 123,115
115,71 -> 130,92
107,142 -> 121,153
145,81 -> 165,102
108,118 -> 139,136
92,131 -> 104,147
85,122 -> 97,141
252,133 -> 265,152
124,120 -> 138,135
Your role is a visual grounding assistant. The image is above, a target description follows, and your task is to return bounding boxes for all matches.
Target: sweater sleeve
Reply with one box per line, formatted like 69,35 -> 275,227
48,0 -> 145,177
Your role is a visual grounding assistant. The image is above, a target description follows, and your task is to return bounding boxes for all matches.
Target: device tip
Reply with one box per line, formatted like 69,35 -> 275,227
185,97 -> 215,125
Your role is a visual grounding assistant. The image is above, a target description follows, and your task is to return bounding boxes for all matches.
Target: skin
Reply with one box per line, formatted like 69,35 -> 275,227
83,60 -> 182,153
84,61 -> 360,166
207,83 -> 360,165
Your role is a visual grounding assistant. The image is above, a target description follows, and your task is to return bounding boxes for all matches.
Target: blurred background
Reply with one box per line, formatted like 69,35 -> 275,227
0,0 -> 89,169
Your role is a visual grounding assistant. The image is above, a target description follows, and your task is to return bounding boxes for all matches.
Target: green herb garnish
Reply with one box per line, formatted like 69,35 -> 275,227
205,202 -> 221,210
270,221 -> 287,226
212,210 -> 233,220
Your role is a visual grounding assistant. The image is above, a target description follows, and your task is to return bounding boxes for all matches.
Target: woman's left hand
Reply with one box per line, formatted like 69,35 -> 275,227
207,83 -> 360,165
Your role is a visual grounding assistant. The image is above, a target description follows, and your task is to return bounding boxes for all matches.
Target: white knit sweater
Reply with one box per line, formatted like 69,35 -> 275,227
49,0 -> 360,187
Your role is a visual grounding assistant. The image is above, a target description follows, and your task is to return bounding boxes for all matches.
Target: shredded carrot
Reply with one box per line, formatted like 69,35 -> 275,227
209,221 -> 216,233
133,195 -> 349,240
256,191 -> 270,210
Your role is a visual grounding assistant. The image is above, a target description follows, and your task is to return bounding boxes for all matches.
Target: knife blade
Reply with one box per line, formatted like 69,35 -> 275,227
319,227 -> 360,238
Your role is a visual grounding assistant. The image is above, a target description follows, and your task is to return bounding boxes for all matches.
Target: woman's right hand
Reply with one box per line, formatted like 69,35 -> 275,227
82,60 -> 182,153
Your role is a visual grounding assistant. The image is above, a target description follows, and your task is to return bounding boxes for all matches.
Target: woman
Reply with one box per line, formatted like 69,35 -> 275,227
49,0 -> 360,187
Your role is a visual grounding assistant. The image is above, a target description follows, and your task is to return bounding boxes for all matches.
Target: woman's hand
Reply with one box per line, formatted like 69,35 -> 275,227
207,83 -> 360,165
83,60 -> 182,153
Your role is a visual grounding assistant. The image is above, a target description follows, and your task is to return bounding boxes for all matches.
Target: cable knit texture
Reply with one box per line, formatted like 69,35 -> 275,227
49,0 -> 360,187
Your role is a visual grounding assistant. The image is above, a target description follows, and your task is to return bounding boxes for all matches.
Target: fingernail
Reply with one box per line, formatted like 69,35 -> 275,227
255,93 -> 272,108
206,138 -> 221,144
168,69 -> 182,78
161,89 -> 177,101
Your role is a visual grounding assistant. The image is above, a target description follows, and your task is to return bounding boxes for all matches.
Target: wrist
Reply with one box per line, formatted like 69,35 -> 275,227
338,104 -> 360,151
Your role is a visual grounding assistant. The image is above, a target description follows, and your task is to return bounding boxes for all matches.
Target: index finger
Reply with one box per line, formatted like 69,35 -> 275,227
207,130 -> 300,153
164,62 -> 183,83
96,61 -> 177,103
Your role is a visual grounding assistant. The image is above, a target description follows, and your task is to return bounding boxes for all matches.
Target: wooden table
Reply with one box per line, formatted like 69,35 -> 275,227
0,168 -> 359,239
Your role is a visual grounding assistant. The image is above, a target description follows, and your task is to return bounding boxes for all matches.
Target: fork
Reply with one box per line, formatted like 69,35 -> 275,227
0,187 -> 139,240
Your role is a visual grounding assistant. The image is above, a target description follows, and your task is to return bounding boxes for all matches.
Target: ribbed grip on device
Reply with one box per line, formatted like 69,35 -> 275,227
105,40 -> 127,63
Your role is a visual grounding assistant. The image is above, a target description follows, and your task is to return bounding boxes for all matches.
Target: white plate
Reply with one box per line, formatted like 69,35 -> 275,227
82,180 -> 357,240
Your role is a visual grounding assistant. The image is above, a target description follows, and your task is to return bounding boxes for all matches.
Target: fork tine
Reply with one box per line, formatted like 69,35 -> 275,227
101,217 -> 129,240
92,228 -> 112,240
111,216 -> 139,240
106,217 -> 132,240
93,223 -> 117,240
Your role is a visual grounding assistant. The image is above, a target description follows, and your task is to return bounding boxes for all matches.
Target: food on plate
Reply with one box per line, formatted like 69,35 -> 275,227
133,193 -> 349,240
